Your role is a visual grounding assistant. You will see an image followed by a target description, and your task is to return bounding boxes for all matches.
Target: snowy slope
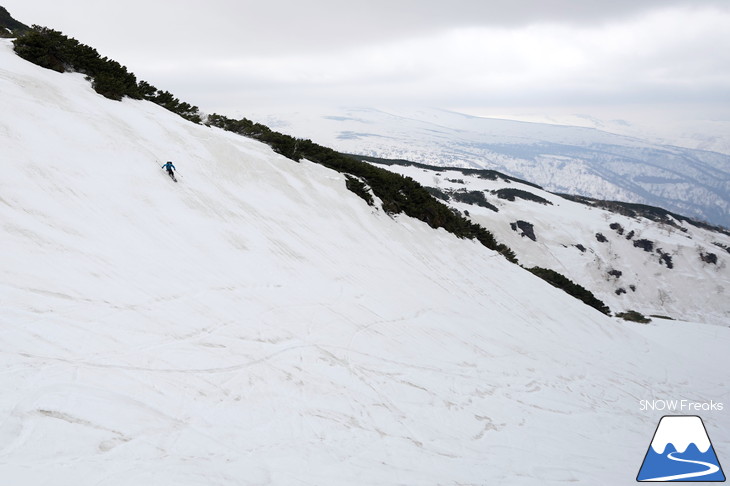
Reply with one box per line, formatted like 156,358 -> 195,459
1,39 -> 728,485
373,160 -> 730,326
250,107 -> 730,228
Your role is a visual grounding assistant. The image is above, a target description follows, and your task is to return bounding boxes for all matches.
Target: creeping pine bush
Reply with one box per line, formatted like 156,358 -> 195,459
657,249 -> 673,269
609,222 -> 624,235
526,267 -> 611,315
494,188 -> 552,205
633,239 -> 654,252
510,221 -> 536,241
13,26 -> 201,122
13,26 -> 140,100
607,269 -> 623,279
425,187 -> 450,201
450,190 -> 498,212
616,310 -> 651,323
345,176 -> 374,206
713,242 -> 730,254
700,252 -> 718,264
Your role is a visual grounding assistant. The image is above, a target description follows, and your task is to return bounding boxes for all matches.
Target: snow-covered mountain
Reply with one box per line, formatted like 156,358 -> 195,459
363,157 -> 730,326
469,112 -> 730,157
249,107 -> 730,228
1,37 -> 729,486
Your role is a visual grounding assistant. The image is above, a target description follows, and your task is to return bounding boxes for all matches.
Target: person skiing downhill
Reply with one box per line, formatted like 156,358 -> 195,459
161,161 -> 177,182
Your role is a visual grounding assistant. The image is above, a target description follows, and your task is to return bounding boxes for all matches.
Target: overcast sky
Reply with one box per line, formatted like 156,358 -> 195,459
4,0 -> 730,122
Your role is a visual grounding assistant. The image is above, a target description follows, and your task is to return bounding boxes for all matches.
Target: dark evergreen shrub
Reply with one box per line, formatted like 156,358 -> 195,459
609,222 -> 624,235
616,310 -> 651,323
13,26 -> 200,122
657,249 -> 673,269
595,233 -> 607,243
526,267 -> 611,315
425,187 -> 450,201
13,26 -> 72,72
494,188 -> 552,205
633,239 -> 654,252
345,176 -> 374,206
450,190 -> 498,212
713,242 -> 730,254
510,221 -> 536,241
700,252 -> 718,264
13,27 -> 141,100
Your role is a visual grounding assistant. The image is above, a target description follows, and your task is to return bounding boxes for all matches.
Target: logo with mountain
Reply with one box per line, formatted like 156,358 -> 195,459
637,415 -> 725,482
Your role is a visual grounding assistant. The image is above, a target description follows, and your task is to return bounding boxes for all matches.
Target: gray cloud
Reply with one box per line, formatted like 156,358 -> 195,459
6,0 -> 730,56
3,0 -> 729,121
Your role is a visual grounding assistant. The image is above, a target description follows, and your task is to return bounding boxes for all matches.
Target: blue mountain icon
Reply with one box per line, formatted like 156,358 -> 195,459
637,416 -> 725,482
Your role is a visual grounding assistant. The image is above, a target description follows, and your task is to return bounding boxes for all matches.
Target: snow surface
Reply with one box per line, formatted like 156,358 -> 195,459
1,40 -> 728,485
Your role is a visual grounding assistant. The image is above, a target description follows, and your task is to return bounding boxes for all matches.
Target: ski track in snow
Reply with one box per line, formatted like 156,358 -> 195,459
0,39 -> 729,485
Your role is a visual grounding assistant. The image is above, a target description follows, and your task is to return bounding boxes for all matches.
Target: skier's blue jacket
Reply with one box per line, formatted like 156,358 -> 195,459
162,162 -> 176,171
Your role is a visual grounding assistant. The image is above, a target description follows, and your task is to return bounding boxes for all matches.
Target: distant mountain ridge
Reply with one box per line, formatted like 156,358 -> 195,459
250,107 -> 730,228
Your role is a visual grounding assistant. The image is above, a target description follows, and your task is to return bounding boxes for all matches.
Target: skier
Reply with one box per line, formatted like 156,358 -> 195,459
161,161 -> 177,182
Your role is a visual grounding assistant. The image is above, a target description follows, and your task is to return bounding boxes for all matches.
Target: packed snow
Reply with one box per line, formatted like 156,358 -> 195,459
1,39 -> 728,485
